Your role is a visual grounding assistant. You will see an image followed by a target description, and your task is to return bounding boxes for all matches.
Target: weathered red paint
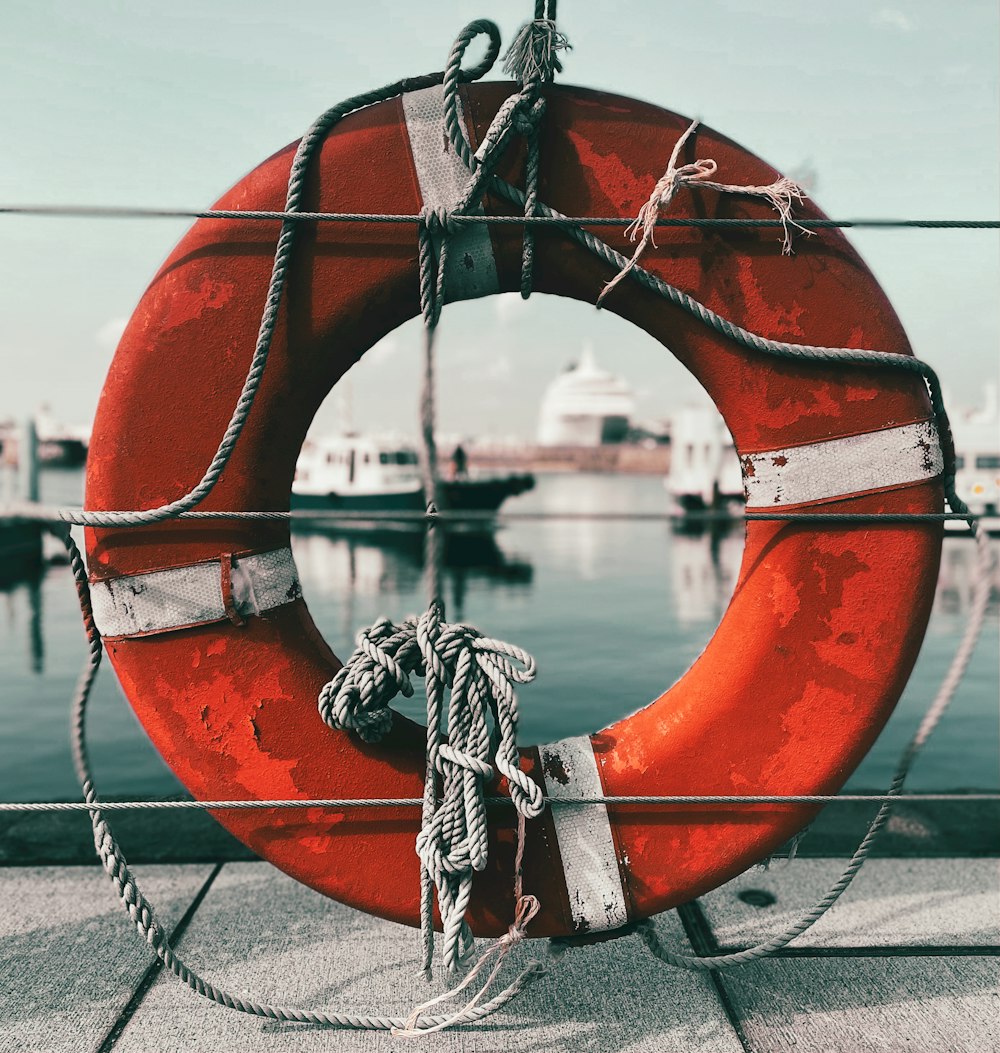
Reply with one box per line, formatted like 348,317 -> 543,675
85,83 -> 941,937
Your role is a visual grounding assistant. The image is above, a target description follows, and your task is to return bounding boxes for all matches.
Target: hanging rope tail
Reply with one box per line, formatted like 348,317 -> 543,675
318,614 -> 544,974
392,811 -> 544,1037
597,119 -> 811,307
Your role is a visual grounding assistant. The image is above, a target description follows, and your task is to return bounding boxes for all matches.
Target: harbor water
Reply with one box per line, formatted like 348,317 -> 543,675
1,468 -> 997,803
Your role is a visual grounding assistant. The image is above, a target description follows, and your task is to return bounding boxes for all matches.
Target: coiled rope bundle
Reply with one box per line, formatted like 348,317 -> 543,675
319,607 -> 544,974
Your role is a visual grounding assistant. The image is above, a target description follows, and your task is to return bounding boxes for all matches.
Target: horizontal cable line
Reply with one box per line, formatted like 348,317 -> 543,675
744,512 -> 977,523
1,204 -> 998,229
3,793 -> 997,812
2,506 -> 984,524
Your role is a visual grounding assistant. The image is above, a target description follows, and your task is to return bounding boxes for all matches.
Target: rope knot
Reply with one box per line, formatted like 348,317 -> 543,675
437,743 -> 494,779
512,96 -> 547,137
316,608 -> 539,973
317,616 -> 422,743
420,204 -> 457,237
597,119 -> 811,307
502,894 -> 540,947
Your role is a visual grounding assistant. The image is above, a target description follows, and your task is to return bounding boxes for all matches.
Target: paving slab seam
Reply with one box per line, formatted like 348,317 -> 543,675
676,902 -> 755,1053
94,862 -> 224,1053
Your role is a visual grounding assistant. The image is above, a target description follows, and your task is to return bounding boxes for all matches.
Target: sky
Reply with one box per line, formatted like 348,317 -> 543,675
1,0 -> 997,442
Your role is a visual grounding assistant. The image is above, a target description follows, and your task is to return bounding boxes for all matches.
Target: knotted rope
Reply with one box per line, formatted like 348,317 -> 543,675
502,2 -> 570,86
324,13 -> 565,983
596,118 -> 809,306
393,813 -> 541,1037
318,606 -> 544,974
501,1 -> 571,296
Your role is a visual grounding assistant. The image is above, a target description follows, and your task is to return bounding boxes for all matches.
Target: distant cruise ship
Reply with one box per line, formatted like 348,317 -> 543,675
537,346 -> 635,446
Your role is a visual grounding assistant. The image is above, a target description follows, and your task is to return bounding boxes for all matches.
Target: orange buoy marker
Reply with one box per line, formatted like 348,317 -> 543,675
86,80 -> 943,938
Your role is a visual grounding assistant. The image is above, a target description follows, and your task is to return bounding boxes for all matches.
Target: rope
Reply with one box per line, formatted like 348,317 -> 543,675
5,504 -> 992,525
5,504 -> 993,525
4,793 -> 998,813
3,204 -> 999,228
442,126 -> 976,566
317,610 -> 543,966
311,14 -> 993,986
502,9 -> 571,296
312,15 -> 567,979
426,52 -> 997,972
56,403 -> 546,1037
48,29 -> 499,532
3,205 -> 998,229
597,118 -> 808,305
636,517 -> 995,970
416,64 -> 466,974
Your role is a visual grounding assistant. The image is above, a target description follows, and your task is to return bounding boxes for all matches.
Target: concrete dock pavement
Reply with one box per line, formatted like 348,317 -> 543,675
1,857 -> 996,1053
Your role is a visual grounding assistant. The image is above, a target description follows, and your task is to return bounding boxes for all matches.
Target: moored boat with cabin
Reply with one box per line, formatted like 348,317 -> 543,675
292,432 -> 534,527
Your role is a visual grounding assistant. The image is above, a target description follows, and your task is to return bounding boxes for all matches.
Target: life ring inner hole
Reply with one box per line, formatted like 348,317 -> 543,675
295,291 -> 747,745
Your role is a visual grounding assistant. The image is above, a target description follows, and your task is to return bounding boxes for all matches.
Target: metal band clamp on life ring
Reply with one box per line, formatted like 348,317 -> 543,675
85,81 -> 944,938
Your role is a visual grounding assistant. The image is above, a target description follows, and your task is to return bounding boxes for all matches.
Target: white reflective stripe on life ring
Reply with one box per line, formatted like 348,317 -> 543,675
742,419 -> 943,509
539,735 -> 630,934
401,85 -> 500,303
90,547 -> 301,639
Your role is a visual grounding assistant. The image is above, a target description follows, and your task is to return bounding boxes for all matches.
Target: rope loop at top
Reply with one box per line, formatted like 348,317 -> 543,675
443,20 -> 503,170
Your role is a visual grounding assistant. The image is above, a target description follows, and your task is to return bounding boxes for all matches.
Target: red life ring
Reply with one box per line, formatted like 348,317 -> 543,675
85,81 -> 943,938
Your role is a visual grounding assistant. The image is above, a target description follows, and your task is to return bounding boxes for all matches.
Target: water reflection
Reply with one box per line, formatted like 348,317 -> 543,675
668,525 -> 743,627
1,471 -> 998,798
934,537 -> 1000,618
291,527 -> 533,623
0,570 -> 44,674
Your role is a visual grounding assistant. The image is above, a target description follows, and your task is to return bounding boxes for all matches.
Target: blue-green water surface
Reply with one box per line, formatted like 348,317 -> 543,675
1,470 -> 996,801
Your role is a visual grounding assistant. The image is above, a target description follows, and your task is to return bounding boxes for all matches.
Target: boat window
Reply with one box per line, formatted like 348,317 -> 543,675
686,443 -> 694,466
975,455 -> 1000,469
379,452 -> 390,465
364,453 -> 370,464
954,455 -> 965,469
326,453 -> 333,465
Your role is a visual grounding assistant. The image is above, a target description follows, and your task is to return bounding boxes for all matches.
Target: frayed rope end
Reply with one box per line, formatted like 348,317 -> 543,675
502,19 -> 571,85
597,119 -> 812,306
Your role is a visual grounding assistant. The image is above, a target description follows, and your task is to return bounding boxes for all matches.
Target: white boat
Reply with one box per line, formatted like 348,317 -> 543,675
664,394 -> 999,535
292,433 -> 534,527
665,405 -> 743,516
946,386 -> 1000,535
